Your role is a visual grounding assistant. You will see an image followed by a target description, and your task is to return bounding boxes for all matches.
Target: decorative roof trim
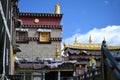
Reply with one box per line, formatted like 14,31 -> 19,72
28,37 -> 62,41
19,13 -> 63,18
37,29 -> 51,32
21,24 -> 62,29
28,37 -> 39,41
16,28 -> 28,32
63,43 -> 120,51
50,37 -> 62,41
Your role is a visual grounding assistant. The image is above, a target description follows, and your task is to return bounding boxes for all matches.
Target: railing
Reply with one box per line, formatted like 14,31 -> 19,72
101,40 -> 120,80
7,75 -> 24,80
8,69 -> 100,80
61,69 -> 101,80
0,75 -> 23,80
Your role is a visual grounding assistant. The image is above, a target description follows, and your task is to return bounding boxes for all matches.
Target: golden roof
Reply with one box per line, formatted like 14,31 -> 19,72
63,36 -> 120,51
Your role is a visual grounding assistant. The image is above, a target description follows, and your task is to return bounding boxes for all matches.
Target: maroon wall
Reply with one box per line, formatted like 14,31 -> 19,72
19,16 -> 61,25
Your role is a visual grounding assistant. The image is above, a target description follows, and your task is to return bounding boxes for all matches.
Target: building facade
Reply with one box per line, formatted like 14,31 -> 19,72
16,4 -> 63,61
15,3 -> 75,80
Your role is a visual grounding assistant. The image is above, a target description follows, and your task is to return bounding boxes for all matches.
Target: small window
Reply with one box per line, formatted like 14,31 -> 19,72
39,32 -> 50,42
16,31 -> 28,43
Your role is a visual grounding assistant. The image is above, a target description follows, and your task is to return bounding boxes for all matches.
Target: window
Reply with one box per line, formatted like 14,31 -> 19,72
16,31 -> 28,43
39,32 -> 50,42
37,29 -> 51,43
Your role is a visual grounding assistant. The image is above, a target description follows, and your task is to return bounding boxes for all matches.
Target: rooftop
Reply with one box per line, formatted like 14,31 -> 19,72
63,36 -> 120,51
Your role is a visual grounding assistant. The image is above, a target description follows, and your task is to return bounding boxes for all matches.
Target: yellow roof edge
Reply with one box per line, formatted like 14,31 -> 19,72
63,43 -> 120,51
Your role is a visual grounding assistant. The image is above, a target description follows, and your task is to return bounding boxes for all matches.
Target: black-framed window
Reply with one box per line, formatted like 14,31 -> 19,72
16,31 -> 28,43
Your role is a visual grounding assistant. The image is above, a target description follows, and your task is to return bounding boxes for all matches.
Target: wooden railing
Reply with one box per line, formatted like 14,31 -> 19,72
101,40 -> 120,80
61,69 -> 101,80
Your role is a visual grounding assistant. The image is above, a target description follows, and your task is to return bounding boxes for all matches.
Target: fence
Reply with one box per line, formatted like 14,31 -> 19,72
101,40 -> 120,80
61,69 -> 101,80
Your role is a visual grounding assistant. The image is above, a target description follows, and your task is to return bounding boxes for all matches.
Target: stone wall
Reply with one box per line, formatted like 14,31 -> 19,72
17,41 -> 61,61
16,28 -> 62,61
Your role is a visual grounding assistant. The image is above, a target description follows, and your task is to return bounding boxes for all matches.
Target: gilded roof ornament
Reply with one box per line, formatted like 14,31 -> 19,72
103,36 -> 106,41
63,35 -> 120,50
55,44 -> 60,58
54,3 -> 60,14
89,35 -> 92,44
89,55 -> 96,67
74,37 -> 78,44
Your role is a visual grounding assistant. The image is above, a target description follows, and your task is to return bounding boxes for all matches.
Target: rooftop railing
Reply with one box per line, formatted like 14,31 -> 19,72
61,69 -> 101,80
101,40 -> 120,80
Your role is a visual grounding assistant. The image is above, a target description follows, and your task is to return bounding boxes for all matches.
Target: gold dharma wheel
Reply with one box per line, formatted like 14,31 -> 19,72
34,18 -> 39,23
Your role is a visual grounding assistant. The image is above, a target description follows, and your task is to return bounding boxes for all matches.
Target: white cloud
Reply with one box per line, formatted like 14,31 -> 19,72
104,0 -> 109,5
72,28 -> 81,34
62,25 -> 120,49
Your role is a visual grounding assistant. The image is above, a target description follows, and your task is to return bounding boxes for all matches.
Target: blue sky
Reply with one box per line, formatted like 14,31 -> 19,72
18,0 -> 120,45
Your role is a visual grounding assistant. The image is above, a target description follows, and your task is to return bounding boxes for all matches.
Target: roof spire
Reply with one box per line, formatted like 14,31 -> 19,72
89,35 -> 92,44
54,3 -> 60,14
103,36 -> 106,41
74,37 -> 78,44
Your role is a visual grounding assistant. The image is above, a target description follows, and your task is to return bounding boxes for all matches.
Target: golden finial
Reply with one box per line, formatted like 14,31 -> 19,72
54,3 -> 60,14
103,36 -> 106,41
63,43 -> 66,47
89,35 -> 92,44
55,44 -> 60,58
74,37 -> 78,44
89,55 -> 96,67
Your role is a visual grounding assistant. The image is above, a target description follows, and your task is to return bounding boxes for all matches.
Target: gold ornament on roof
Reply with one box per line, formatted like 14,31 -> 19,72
89,55 -> 96,67
54,3 -> 60,14
55,44 -> 60,58
74,37 -> 78,44
89,35 -> 92,44
63,35 -> 120,51
103,36 -> 106,41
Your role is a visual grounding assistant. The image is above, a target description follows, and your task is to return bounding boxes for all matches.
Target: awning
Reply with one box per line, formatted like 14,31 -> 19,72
37,29 -> 51,32
16,28 -> 28,32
